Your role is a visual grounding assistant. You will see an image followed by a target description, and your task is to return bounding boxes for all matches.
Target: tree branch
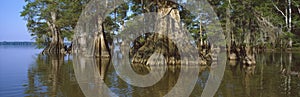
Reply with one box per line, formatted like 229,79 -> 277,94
272,1 -> 287,18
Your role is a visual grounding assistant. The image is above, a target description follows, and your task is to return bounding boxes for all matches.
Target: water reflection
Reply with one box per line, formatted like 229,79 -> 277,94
72,55 -> 115,97
24,54 -> 84,97
23,52 -> 300,97
215,52 -> 300,97
73,53 -> 210,97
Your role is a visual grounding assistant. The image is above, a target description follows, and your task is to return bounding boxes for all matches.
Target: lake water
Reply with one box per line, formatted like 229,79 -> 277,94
0,45 -> 299,97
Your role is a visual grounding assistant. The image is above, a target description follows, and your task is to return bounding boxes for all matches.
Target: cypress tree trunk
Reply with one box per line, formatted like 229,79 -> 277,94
132,2 -> 203,65
132,3 -> 180,65
43,12 -> 64,54
72,0 -> 111,57
94,17 -> 110,58
226,0 -> 237,60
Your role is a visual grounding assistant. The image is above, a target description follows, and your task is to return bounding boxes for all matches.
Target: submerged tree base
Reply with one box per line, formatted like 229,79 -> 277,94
129,33 -> 214,66
227,45 -> 256,66
42,43 -> 65,54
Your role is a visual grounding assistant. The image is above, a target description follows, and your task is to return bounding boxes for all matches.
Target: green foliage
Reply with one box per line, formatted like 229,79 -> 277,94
21,0 -> 300,48
21,0 -> 89,47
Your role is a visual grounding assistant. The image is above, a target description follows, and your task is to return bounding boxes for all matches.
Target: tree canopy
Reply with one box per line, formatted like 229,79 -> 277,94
21,0 -> 300,50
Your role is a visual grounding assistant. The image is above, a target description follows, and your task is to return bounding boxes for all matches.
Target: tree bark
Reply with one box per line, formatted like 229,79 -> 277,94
288,0 -> 292,48
132,2 -> 184,65
94,17 -> 110,58
288,0 -> 292,33
43,11 -> 64,54
226,0 -> 237,60
199,21 -> 203,47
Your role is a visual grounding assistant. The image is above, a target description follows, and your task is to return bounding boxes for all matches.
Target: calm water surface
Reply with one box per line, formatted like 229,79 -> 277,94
0,45 -> 299,97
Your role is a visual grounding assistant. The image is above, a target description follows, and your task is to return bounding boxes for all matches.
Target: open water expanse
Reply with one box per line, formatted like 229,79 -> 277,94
0,45 -> 299,97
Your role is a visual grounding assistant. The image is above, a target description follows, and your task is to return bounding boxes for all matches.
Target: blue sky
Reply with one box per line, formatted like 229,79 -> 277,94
0,0 -> 32,42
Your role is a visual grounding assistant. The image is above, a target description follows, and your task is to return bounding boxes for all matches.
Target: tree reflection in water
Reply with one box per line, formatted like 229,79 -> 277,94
25,54 -> 84,97
23,52 -> 300,97
215,52 -> 300,97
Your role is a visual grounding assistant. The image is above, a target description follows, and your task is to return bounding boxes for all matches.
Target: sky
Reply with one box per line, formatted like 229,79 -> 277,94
0,0 -> 32,42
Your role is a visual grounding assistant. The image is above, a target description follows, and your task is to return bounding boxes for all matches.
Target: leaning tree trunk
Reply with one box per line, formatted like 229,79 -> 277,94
43,11 -> 64,54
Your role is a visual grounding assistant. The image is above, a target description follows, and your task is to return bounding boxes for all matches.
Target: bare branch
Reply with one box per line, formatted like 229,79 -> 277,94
272,1 -> 287,18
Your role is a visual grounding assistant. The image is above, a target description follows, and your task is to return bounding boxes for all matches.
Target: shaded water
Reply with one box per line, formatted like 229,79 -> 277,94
0,46 -> 299,97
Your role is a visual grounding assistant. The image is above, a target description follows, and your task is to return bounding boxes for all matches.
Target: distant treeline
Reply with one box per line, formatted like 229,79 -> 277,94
0,42 -> 71,46
0,42 -> 35,46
